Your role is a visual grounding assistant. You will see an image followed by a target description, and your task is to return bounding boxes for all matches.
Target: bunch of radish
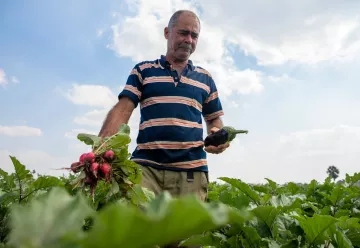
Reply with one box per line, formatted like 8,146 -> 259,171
70,149 -> 115,198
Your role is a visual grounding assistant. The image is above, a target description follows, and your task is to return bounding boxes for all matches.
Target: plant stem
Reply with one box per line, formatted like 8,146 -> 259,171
235,130 -> 248,134
15,171 -> 23,204
94,132 -> 118,154
18,177 -> 22,203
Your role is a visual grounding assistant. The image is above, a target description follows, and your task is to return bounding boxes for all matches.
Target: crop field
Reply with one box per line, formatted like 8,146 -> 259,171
0,124 -> 360,248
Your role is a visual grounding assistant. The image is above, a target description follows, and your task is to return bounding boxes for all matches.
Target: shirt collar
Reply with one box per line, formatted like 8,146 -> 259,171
157,55 -> 195,71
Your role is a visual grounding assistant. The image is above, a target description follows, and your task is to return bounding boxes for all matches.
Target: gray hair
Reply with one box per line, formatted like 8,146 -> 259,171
167,10 -> 201,30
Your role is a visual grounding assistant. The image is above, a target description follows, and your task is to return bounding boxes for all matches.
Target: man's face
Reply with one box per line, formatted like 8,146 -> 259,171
165,13 -> 200,62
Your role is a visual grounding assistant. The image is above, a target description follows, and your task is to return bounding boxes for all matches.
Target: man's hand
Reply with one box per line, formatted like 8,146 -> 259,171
204,127 -> 230,154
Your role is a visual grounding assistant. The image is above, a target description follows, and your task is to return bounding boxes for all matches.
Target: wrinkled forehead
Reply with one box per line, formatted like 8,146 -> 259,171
175,13 -> 200,32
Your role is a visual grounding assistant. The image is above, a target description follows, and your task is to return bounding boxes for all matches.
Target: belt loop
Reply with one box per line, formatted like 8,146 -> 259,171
187,171 -> 194,182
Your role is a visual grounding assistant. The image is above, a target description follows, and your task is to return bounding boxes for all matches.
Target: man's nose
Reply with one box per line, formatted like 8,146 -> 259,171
183,34 -> 193,43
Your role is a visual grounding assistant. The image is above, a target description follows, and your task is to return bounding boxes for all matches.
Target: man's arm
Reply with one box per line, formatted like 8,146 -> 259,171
98,96 -> 135,138
205,116 -> 224,135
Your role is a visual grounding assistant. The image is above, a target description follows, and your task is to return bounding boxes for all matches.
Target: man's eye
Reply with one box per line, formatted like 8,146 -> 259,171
180,31 -> 198,39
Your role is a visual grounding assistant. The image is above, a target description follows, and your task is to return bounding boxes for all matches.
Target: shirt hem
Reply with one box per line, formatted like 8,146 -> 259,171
132,159 -> 208,172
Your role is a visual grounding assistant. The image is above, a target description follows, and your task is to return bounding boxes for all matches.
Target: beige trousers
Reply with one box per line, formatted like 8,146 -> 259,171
139,164 -> 209,248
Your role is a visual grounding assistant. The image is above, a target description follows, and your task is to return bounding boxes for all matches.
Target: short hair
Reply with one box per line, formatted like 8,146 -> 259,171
167,10 -> 201,30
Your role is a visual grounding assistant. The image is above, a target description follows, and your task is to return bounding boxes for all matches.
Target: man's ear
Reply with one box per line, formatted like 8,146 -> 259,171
164,27 -> 169,39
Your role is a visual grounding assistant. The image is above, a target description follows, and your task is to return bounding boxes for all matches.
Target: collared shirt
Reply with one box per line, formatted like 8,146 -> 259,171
118,55 -> 224,172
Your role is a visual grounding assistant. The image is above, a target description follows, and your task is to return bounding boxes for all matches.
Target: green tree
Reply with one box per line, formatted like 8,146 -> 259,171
326,165 -> 339,181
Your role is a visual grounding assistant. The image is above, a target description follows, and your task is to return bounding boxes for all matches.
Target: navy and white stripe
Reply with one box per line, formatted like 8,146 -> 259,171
118,55 -> 224,172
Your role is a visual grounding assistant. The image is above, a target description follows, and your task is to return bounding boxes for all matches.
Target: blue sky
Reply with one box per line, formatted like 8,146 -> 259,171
1,0 -> 360,184
1,1 -> 128,149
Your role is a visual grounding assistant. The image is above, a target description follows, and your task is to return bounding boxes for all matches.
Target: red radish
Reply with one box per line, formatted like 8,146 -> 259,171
90,162 -> 100,178
84,152 -> 95,162
79,153 -> 87,163
90,182 -> 97,202
103,150 -> 115,161
84,175 -> 95,185
100,162 -> 112,181
71,162 -> 82,173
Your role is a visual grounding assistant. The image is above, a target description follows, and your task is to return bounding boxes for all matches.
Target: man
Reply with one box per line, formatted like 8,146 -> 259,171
99,9 -> 228,203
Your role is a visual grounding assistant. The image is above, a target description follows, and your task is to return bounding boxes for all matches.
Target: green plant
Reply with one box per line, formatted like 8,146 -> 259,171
0,156 -> 64,243
180,175 -> 360,247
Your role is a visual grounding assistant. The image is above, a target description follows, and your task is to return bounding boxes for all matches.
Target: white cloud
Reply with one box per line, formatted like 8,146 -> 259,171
67,142 -> 92,154
203,64 -> 264,96
69,104 -> 140,136
62,82 -> 142,152
0,69 -> 8,86
70,106 -> 141,147
96,29 -> 104,37
0,125 -> 43,137
11,76 -> 20,84
197,1 -> 360,66
73,109 -> 109,127
0,150 -> 73,177
109,1 -> 360,67
103,0 -> 360,106
62,84 -> 118,108
107,0 -> 273,97
64,128 -> 98,139
278,125 -> 360,156
64,128 -> 100,156
0,69 -> 19,87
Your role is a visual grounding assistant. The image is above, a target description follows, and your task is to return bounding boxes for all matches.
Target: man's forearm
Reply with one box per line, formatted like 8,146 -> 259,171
205,117 -> 224,134
98,97 -> 135,138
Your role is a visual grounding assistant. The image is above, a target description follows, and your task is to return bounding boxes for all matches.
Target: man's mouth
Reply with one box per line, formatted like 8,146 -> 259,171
179,46 -> 191,51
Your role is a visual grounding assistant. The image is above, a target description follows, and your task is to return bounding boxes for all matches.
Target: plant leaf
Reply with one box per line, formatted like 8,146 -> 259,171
219,177 -> 261,206
82,191 -> 248,248
7,187 -> 94,248
293,214 -> 338,246
118,124 -> 130,135
77,133 -> 101,146
10,156 -> 32,182
179,232 -> 227,247
251,206 -> 280,238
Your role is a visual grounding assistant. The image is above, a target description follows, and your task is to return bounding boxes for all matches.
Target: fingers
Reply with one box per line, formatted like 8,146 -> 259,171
210,127 -> 220,133
218,142 -> 230,149
204,147 -> 219,154
215,147 -> 226,154
204,143 -> 229,154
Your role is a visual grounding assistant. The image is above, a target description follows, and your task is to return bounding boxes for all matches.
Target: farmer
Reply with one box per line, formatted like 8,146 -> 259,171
98,9 -> 229,202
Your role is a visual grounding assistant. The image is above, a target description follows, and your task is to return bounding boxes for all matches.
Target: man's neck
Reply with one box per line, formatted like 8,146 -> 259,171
165,54 -> 188,69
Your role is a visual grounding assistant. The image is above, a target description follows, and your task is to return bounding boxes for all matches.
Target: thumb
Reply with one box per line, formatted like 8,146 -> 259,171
210,127 -> 220,133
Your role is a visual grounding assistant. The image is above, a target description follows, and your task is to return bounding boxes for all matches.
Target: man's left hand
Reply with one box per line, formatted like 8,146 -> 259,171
204,127 -> 230,154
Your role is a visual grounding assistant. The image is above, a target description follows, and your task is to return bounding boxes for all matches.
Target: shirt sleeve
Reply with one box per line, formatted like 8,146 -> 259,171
118,64 -> 143,108
202,77 -> 224,121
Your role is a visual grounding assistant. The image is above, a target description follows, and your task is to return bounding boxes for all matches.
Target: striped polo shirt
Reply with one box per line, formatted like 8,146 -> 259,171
118,55 -> 224,172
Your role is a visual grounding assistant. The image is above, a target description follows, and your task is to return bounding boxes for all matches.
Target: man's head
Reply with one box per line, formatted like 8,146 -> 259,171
164,10 -> 200,63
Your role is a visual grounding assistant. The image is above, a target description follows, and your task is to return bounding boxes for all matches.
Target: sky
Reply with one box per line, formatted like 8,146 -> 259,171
1,0 -> 360,185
